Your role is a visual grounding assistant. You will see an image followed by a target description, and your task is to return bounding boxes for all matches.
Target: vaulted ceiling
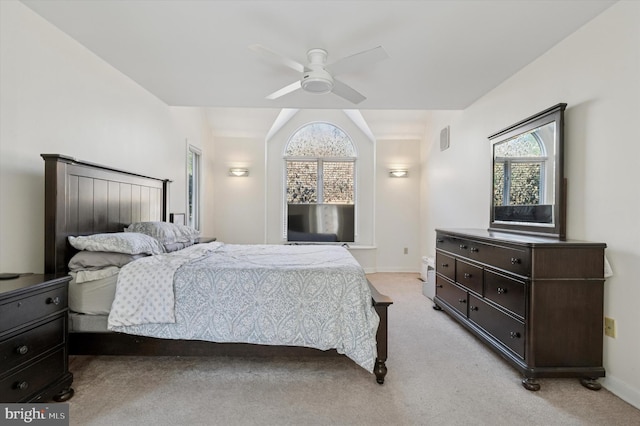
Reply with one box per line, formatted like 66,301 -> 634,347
21,0 -> 615,137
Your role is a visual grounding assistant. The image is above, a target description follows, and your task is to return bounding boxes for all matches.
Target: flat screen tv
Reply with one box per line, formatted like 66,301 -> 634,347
287,204 -> 354,243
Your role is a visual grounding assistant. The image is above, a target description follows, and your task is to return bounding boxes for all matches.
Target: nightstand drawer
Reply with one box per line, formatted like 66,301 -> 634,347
0,286 -> 68,333
0,348 -> 65,402
1,316 -> 65,373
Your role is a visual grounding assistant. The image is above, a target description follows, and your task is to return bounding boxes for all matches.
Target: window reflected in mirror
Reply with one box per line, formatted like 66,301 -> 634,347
493,122 -> 555,223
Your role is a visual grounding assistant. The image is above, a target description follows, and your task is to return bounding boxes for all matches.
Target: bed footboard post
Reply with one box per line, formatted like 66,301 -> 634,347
368,280 -> 393,384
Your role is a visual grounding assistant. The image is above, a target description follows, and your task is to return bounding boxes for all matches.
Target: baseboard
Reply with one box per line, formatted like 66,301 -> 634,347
602,374 -> 640,410
374,267 -> 420,273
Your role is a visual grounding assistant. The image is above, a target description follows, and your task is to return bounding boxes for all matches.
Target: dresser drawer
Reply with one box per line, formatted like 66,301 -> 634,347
0,348 -> 65,402
467,241 -> 530,277
437,233 -> 530,276
484,270 -> 526,318
436,234 -> 469,255
435,252 -> 455,281
436,275 -> 467,317
0,316 -> 65,373
455,260 -> 483,295
468,294 -> 525,359
0,286 -> 68,333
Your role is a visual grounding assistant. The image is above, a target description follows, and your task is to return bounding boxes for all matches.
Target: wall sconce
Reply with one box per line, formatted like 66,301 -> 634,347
229,168 -> 249,177
389,169 -> 408,178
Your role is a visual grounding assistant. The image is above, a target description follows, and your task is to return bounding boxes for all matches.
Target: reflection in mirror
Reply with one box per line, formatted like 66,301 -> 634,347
489,103 -> 566,239
493,122 -> 555,223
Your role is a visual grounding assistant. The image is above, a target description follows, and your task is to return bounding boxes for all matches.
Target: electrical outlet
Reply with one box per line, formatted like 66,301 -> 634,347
604,317 -> 616,338
403,247 -> 408,255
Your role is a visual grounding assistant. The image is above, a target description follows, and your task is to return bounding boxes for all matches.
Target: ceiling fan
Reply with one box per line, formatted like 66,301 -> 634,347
249,44 -> 388,104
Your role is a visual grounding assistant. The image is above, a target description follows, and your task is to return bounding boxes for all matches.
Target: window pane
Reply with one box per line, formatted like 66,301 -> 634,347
494,131 -> 545,158
285,123 -> 355,157
509,163 -> 541,205
493,162 -> 505,206
323,162 -> 354,204
287,161 -> 317,203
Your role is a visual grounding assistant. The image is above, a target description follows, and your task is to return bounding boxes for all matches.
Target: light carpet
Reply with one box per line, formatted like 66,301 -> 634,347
66,273 -> 640,425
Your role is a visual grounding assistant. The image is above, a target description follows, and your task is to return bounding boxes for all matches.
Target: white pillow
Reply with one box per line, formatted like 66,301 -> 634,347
125,221 -> 200,244
68,233 -> 164,255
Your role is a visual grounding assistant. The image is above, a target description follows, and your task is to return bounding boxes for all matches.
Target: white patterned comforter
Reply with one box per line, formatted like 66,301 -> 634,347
107,243 -> 379,372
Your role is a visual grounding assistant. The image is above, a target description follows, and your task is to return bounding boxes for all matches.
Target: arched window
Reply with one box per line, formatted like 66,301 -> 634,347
493,131 -> 547,206
284,122 -> 356,242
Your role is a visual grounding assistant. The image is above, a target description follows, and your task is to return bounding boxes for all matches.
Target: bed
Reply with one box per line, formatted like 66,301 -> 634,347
42,154 -> 392,384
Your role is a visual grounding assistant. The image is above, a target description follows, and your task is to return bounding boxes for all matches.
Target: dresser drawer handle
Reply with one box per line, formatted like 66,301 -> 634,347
458,299 -> 467,304
46,296 -> 61,305
459,244 -> 467,250
510,332 -> 521,339
497,287 -> 507,294
510,257 -> 521,265
470,247 -> 479,253
436,239 -> 444,243
463,273 -> 472,279
16,381 -> 29,391
470,306 -> 478,311
440,263 -> 449,268
16,345 -> 29,355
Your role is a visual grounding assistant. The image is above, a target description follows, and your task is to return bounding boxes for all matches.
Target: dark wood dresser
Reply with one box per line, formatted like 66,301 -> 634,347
0,274 -> 74,402
434,228 -> 606,391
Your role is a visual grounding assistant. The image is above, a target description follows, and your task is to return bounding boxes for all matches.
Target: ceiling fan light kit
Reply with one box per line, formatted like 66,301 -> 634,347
301,71 -> 334,94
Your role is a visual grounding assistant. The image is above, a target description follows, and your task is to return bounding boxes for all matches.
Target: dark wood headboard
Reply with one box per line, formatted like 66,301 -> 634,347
42,154 -> 170,275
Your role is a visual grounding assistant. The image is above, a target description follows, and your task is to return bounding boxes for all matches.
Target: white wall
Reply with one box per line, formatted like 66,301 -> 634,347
0,1 -> 211,273
421,1 -> 640,407
210,135 -> 265,244
376,139 -> 422,271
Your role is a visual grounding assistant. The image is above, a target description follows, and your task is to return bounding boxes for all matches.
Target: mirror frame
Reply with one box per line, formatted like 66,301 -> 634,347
489,103 -> 567,239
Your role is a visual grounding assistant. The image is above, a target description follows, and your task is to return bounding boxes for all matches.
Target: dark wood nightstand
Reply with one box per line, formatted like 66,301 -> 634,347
0,274 -> 74,402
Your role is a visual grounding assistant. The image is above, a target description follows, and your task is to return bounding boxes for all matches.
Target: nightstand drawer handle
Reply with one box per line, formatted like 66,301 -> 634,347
16,345 -> 29,355
16,381 -> 29,391
46,296 -> 61,305
510,332 -> 521,339
470,247 -> 479,253
459,244 -> 467,250
497,287 -> 507,294
470,306 -> 478,311
463,273 -> 472,279
458,299 -> 466,304
510,257 -> 521,265
440,263 -> 449,268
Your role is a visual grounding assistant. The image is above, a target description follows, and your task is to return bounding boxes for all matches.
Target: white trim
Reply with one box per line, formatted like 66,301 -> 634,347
186,142 -> 202,230
602,375 -> 640,410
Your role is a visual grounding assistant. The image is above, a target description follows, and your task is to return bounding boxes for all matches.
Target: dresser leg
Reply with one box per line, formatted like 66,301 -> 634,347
522,378 -> 541,391
580,377 -> 602,391
432,303 -> 442,311
53,387 -> 75,402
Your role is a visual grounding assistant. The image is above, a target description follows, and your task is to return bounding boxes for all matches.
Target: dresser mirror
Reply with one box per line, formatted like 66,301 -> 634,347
489,103 -> 567,239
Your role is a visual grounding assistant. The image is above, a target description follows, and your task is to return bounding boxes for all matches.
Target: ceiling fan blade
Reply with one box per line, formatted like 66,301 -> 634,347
326,46 -> 388,76
331,79 -> 366,104
266,80 -> 302,100
248,44 -> 305,73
